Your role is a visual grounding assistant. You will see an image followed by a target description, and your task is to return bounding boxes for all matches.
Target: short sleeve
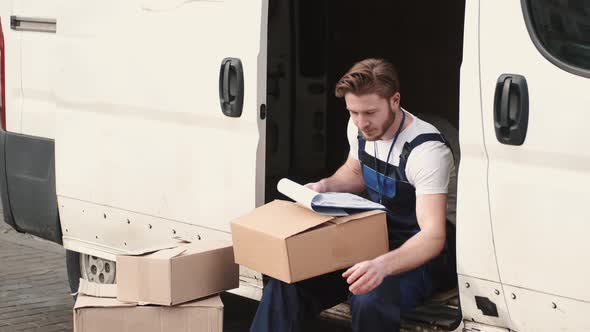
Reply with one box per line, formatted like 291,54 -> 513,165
405,141 -> 454,195
347,118 -> 360,160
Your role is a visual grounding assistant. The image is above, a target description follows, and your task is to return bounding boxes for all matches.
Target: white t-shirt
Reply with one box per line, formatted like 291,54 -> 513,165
347,109 -> 457,224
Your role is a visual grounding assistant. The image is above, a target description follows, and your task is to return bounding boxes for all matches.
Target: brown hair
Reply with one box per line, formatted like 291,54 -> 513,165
334,58 -> 400,98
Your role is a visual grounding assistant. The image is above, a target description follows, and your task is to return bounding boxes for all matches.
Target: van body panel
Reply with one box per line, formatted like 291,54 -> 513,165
3,0 -> 22,133
456,0 -> 502,283
0,2 -> 61,244
59,197 -> 232,261
502,284 -> 590,331
480,0 -> 590,305
458,275 -> 512,329
53,0 -> 268,253
17,0 -> 58,139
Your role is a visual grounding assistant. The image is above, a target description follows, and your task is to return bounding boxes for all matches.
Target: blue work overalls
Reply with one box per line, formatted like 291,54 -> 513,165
251,116 -> 453,332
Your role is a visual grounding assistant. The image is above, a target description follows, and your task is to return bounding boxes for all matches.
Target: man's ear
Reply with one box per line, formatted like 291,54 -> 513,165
389,92 -> 401,109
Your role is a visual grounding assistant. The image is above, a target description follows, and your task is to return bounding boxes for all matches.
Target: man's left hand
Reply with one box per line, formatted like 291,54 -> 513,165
342,258 -> 389,295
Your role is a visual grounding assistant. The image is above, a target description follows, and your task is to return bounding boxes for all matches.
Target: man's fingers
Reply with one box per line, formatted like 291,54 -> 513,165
342,264 -> 360,278
352,274 -> 380,295
342,266 -> 353,278
349,274 -> 371,294
346,264 -> 366,284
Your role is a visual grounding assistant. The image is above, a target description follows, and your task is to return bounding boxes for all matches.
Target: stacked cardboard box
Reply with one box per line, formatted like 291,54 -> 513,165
73,240 -> 239,332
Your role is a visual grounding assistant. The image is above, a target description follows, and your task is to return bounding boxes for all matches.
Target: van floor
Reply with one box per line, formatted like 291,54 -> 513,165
321,289 -> 460,331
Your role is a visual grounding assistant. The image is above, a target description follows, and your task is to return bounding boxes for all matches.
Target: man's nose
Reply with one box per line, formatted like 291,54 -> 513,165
358,115 -> 370,127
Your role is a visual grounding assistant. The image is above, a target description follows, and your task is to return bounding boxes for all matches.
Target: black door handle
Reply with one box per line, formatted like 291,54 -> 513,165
493,74 -> 529,145
10,16 -> 56,33
219,58 -> 244,118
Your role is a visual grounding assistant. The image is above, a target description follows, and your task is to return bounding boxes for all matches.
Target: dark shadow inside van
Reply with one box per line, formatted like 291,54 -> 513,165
265,0 -> 465,329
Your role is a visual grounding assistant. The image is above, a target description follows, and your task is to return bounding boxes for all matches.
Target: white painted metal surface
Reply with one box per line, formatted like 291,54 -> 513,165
60,197 -> 233,261
229,266 -> 263,301
456,0 -> 501,283
480,0 -> 590,305
14,1 -> 58,138
54,0 -> 268,259
458,275 -> 512,329
503,284 -> 590,331
2,0 -> 22,133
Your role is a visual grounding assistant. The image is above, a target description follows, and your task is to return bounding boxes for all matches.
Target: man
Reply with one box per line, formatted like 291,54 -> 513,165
250,58 -> 456,332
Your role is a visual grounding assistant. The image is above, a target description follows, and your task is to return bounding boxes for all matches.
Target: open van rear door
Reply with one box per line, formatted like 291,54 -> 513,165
54,0 -> 267,243
478,0 -> 590,330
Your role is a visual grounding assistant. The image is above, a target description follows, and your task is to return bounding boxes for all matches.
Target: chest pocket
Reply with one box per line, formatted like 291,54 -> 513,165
361,164 -> 397,199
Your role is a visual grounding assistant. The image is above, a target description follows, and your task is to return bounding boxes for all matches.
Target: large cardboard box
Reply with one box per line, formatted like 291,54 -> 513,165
231,200 -> 388,283
74,280 -> 223,332
116,240 -> 238,305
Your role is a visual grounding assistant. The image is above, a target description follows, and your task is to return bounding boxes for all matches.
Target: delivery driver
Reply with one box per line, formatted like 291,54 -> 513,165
250,58 -> 456,332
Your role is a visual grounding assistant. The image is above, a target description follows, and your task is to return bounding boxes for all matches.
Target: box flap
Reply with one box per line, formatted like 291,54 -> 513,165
179,295 -> 224,308
123,240 -> 188,256
146,245 -> 189,259
74,294 -> 138,309
231,200 -> 334,239
75,294 -> 223,310
146,239 -> 233,260
77,279 -> 117,298
330,210 -> 385,225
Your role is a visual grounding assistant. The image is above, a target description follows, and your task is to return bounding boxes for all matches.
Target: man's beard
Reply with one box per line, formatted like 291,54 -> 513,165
361,106 -> 397,141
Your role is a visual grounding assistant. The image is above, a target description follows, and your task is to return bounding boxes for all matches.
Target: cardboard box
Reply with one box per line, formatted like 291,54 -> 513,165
116,240 -> 238,305
231,200 -> 388,283
74,280 -> 223,332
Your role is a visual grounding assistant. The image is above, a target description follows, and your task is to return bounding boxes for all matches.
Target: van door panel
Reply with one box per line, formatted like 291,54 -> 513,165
54,1 -> 267,238
457,0 -> 501,283
480,0 -> 590,308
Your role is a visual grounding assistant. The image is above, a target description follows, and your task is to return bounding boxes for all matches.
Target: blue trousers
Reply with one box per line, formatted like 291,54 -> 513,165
250,266 -> 433,332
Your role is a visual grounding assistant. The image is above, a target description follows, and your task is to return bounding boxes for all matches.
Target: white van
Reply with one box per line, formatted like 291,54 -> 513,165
1,0 -> 589,330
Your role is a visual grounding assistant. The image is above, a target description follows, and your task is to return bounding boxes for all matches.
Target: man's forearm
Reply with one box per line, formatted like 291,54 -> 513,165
375,193 -> 447,276
375,229 -> 445,276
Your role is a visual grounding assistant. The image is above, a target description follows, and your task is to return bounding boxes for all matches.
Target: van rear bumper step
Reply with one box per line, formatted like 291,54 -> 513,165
0,130 -> 62,244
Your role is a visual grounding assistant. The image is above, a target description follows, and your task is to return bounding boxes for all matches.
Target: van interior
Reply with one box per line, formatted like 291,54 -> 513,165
264,0 -> 466,328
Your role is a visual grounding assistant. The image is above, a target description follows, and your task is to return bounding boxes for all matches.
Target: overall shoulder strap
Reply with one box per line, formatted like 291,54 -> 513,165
357,130 -> 366,163
398,133 -> 452,182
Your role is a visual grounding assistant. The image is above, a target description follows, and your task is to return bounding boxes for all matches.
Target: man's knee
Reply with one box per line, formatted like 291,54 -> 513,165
350,292 -> 401,331
263,277 -> 286,293
350,292 -> 380,314
350,292 -> 400,315
252,278 -> 303,332
261,277 -> 297,303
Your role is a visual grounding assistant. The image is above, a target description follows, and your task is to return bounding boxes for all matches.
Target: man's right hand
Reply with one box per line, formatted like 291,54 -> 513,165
304,180 -> 328,193
303,156 -> 365,194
